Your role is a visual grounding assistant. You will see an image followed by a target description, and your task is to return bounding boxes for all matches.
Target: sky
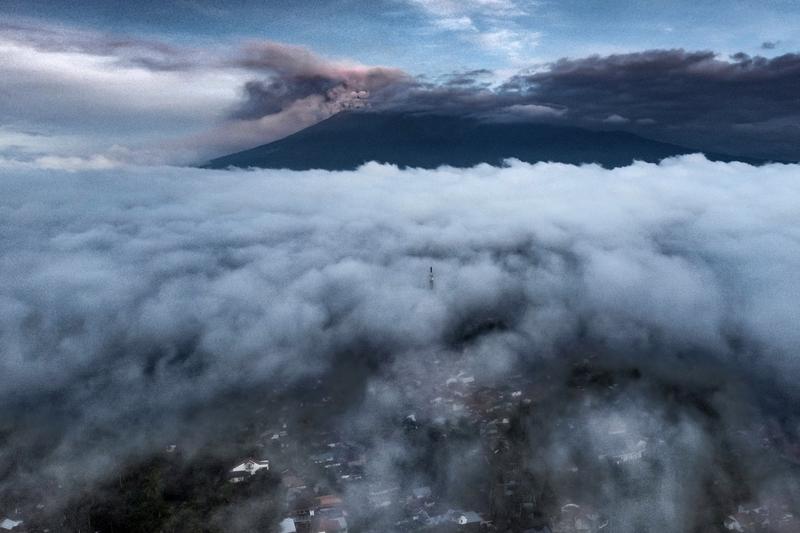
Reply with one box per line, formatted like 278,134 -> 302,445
4,0 -> 797,70
1,1 -> 799,165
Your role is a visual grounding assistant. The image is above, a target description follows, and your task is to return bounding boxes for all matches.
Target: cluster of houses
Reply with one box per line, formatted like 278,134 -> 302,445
229,428 -> 487,532
5,358 -> 798,532
223,363 -> 647,532
281,494 -> 350,533
723,503 -> 800,532
221,367 -> 513,532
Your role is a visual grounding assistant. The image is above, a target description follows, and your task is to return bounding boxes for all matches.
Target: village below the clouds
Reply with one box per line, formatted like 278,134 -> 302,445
4,352 -> 800,533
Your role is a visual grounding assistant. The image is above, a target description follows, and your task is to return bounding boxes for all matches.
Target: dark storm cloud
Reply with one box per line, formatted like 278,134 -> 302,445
320,50 -> 800,161
498,49 -> 800,159
293,49 -> 800,161
507,49 -> 800,125
442,68 -> 494,87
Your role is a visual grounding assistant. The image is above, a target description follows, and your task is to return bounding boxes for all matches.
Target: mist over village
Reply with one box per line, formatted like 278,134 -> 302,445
1,2 -> 800,533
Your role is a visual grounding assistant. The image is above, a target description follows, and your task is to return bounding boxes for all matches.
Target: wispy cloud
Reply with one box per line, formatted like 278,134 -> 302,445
474,28 -> 541,63
406,0 -> 540,63
0,22 -> 240,163
0,21 -> 409,163
409,0 -> 528,19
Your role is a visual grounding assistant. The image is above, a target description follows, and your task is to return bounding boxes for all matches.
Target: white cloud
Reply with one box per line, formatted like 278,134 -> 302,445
473,28 -> 541,62
409,0 -> 527,18
0,153 -> 125,171
34,154 -> 122,171
2,156 -> 798,400
604,113 -> 631,124
0,127 -> 64,154
498,103 -> 566,118
406,0 -> 540,62
2,156 -> 799,517
0,37 -> 239,126
433,16 -> 477,31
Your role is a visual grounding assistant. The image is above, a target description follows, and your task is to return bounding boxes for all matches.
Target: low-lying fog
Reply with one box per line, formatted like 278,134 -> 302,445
1,156 -> 799,532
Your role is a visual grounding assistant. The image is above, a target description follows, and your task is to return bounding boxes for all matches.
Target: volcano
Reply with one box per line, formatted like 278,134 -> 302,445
204,111 -> 761,170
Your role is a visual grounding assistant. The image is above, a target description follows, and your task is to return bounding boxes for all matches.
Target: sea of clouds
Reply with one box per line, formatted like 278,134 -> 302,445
1,156 -> 799,529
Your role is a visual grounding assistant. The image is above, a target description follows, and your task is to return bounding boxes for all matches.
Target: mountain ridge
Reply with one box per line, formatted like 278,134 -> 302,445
204,111 -> 764,170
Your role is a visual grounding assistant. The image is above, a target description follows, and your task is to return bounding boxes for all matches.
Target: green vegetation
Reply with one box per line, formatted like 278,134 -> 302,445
59,454 -> 283,533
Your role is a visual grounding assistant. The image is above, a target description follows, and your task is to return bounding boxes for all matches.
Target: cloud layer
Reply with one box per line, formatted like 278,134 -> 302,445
1,157 -> 799,529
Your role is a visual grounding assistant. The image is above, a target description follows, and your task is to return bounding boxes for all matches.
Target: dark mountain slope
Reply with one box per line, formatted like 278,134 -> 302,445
204,112 -> 761,170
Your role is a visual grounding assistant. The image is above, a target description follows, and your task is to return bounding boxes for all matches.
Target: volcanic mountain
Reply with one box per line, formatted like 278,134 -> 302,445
204,111 -> 759,170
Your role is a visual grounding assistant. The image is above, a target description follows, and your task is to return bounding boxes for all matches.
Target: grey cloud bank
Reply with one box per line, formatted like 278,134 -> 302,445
1,157 -> 800,529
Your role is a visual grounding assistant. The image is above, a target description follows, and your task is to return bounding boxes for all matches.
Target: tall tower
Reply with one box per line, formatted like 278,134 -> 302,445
429,266 -> 434,291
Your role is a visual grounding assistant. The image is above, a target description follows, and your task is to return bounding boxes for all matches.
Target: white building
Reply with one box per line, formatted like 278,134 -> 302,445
229,459 -> 270,483
279,517 -> 297,533
0,519 -> 23,531
456,511 -> 481,525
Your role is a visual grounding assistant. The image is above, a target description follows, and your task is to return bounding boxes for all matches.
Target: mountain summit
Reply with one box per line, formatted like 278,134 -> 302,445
204,112 -> 756,170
